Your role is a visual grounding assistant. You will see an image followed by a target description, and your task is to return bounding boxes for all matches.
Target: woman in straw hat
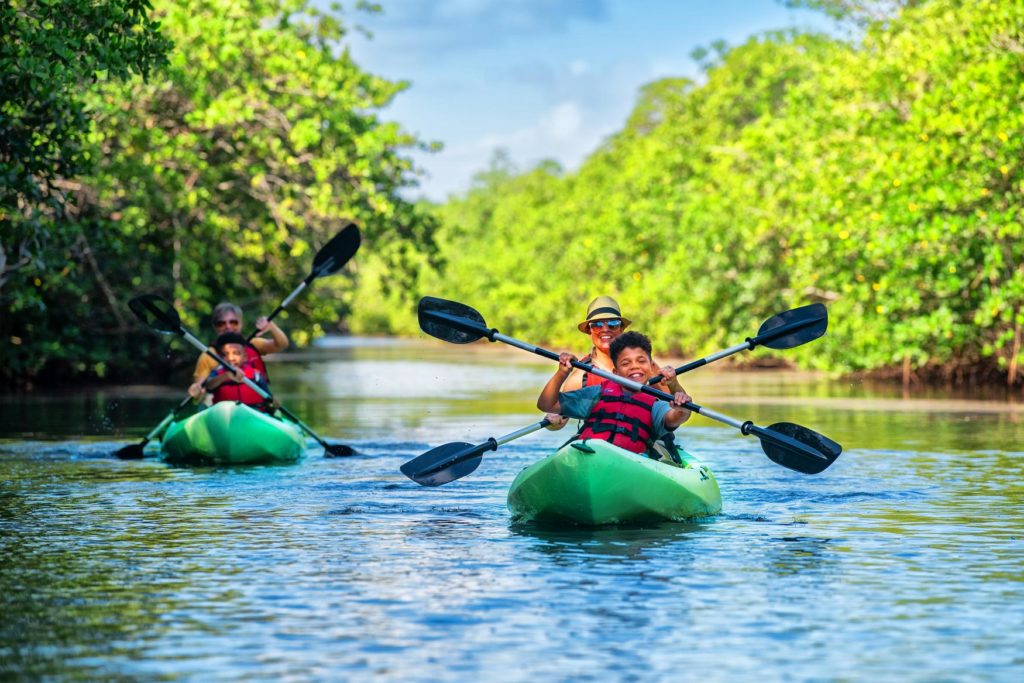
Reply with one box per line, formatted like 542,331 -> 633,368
537,296 -> 688,463
539,296 -> 684,417
550,295 -> 683,393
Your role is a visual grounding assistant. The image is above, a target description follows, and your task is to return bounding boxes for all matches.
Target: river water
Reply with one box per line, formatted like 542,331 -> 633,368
1,338 -> 1022,681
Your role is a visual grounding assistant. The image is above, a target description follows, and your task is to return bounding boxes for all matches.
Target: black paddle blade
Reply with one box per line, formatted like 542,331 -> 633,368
401,441 -> 487,486
311,223 -> 361,279
418,296 -> 489,344
755,303 -> 828,350
114,442 -> 147,460
128,294 -> 183,335
324,443 -> 356,458
760,422 -> 843,474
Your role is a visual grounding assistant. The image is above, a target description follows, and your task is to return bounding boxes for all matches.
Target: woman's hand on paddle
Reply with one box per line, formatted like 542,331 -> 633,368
188,382 -> 205,399
652,362 -> 683,392
556,352 -> 577,376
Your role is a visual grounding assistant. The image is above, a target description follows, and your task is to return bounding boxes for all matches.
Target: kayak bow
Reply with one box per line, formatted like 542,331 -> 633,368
507,439 -> 722,526
161,402 -> 305,465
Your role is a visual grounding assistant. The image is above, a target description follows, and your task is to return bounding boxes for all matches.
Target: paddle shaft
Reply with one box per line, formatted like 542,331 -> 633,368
140,411 -> 175,445
479,329 -> 736,424
246,223 -> 358,342
667,313 -> 827,377
421,311 -> 828,462
418,419 -> 552,478
246,277 -> 310,343
495,419 -> 553,446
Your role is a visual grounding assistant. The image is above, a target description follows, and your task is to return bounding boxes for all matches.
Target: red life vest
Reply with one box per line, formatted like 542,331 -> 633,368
210,363 -> 271,412
244,344 -> 269,378
577,380 -> 658,454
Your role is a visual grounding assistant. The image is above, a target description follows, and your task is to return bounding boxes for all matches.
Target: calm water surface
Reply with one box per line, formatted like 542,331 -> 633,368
1,338 -> 1022,681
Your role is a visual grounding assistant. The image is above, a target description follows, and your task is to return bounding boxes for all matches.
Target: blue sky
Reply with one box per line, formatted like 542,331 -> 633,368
345,1 -> 835,201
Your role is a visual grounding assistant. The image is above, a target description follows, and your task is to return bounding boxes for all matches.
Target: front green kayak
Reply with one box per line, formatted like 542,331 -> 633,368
507,439 -> 722,525
161,401 -> 305,465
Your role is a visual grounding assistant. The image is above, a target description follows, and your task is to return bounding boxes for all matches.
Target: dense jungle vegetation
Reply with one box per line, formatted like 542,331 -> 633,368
2,0 -> 1022,387
353,0 -> 1024,387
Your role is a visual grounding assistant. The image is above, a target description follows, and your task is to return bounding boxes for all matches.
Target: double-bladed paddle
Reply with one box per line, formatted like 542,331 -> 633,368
126,294 -> 356,458
413,296 -> 842,478
647,303 -> 828,383
247,223 -> 361,343
114,225 -> 360,460
401,419 -> 552,486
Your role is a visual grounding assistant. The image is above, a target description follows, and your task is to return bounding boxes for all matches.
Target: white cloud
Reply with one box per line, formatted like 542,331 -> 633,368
402,100 -> 611,201
546,102 -> 583,140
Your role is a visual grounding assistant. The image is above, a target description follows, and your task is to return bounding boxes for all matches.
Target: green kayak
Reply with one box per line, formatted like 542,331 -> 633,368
161,401 -> 305,465
507,439 -> 722,525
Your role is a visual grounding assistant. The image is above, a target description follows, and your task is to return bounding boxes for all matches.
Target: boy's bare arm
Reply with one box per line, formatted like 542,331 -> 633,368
204,374 -> 230,391
537,352 -> 577,412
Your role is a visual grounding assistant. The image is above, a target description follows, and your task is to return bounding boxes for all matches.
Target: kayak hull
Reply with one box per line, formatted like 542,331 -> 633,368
507,439 -> 722,526
161,401 -> 305,465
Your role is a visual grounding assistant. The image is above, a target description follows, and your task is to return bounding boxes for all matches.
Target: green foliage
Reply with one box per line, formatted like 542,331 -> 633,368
0,0 -> 170,289
2,0 -> 439,384
353,0 -> 1024,386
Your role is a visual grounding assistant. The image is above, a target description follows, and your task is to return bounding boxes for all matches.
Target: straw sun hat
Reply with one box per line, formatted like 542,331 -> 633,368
577,296 -> 632,334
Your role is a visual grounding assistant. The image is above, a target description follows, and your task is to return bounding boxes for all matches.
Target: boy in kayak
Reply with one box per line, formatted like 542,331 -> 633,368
187,302 -> 288,400
201,332 -> 275,412
537,331 -> 692,458
549,295 -> 684,394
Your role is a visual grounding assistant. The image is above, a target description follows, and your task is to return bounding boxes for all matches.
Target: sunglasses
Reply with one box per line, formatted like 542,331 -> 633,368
214,318 -> 241,328
588,319 -> 623,331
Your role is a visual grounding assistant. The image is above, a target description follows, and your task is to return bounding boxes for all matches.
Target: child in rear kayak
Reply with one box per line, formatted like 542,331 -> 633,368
537,331 -> 692,457
188,302 -> 289,400
202,332 -> 274,412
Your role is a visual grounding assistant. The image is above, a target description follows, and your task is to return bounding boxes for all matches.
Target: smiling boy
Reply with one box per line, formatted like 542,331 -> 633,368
537,331 -> 692,456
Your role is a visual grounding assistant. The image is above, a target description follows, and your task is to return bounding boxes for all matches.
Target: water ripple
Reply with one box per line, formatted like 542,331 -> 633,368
3,410 -> 1024,680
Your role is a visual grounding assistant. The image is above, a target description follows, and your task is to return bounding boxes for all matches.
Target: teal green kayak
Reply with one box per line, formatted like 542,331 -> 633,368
507,439 -> 722,525
161,401 -> 305,465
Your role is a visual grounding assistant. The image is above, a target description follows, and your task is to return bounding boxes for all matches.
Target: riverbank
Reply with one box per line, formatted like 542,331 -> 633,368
5,334 -> 1024,399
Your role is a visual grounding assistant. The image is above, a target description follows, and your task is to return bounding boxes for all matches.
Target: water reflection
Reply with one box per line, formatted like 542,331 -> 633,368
762,535 -> 833,577
3,338 -> 1024,680
510,521 -> 708,563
